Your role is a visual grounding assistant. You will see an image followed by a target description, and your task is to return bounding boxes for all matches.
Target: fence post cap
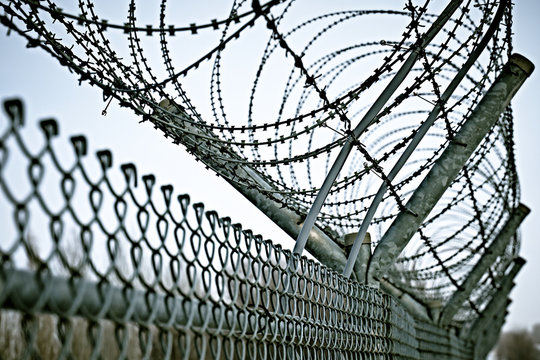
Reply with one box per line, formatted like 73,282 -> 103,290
509,53 -> 535,76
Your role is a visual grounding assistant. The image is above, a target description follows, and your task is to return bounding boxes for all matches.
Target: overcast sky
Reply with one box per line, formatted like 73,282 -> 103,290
0,0 -> 539,332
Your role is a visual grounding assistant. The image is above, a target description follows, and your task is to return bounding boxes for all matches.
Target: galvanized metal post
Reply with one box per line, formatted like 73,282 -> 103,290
472,298 -> 511,347
344,233 -> 432,319
427,300 -> 443,324
466,257 -> 525,340
367,54 -> 534,283
439,205 -> 529,326
344,232 -> 372,284
228,177 -> 348,273
475,308 -> 508,360
469,257 -> 524,359
293,0 -> 464,256
379,278 -> 431,321
157,102 -> 348,273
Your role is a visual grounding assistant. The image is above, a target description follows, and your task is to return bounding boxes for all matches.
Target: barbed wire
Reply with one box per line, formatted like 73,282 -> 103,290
0,0 -> 520,325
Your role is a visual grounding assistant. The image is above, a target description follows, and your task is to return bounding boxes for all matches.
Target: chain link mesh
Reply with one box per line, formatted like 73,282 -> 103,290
0,99 -> 475,358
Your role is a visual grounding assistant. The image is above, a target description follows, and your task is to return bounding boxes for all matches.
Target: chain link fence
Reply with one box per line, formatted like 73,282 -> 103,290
0,98 -> 477,359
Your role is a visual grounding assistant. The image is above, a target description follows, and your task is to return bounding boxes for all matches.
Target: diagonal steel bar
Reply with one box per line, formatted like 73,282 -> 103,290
367,53 -> 534,283
439,205 -> 529,325
293,0 -> 465,256
342,0 -> 508,279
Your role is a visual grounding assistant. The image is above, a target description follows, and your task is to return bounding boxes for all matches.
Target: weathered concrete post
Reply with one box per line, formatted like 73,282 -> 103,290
367,54 -> 534,283
438,205 -> 529,325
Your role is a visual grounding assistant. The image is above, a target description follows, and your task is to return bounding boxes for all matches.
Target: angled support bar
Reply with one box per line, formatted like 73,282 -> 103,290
227,175 -> 348,272
438,205 -> 529,325
466,257 -> 525,340
341,0 -> 508,279
293,0 -> 465,256
367,54 -> 534,283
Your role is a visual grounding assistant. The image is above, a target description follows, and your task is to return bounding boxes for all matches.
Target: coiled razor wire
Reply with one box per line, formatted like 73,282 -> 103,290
0,0 -> 520,336
0,98 -> 477,358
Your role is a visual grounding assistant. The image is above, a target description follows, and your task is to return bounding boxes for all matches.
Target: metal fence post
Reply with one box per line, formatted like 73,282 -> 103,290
466,257 -> 525,340
367,54 -> 534,283
344,232 -> 372,284
379,279 -> 431,321
438,205 -> 529,326
474,303 -> 510,360
475,311 -> 508,360
157,102 -> 349,274
473,299 -> 510,360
